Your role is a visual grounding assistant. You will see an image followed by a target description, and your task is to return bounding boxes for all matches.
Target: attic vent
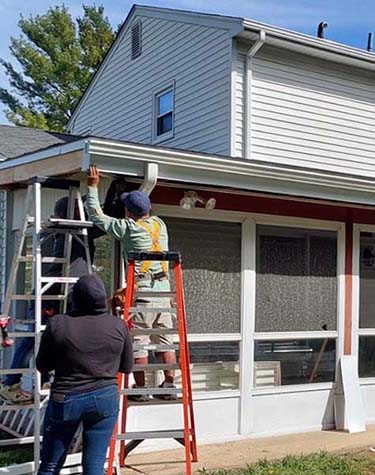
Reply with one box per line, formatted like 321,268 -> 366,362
131,21 -> 142,59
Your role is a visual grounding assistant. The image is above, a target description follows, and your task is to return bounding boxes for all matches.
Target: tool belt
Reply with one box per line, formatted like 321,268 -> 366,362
136,271 -> 168,282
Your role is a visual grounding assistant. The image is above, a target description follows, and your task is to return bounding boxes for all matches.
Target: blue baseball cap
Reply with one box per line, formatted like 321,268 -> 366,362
120,190 -> 151,216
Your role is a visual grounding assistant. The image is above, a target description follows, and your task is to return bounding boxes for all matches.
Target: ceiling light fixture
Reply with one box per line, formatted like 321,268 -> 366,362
179,191 -> 216,210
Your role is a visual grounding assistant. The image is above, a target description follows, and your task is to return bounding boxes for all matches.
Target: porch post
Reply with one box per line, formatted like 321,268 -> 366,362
344,221 -> 353,355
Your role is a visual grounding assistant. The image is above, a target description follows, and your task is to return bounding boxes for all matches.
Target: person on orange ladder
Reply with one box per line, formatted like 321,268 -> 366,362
86,165 -> 177,402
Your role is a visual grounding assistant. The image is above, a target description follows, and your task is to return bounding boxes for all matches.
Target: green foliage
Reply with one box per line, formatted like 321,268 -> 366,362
0,4 -> 115,131
199,452 -> 375,475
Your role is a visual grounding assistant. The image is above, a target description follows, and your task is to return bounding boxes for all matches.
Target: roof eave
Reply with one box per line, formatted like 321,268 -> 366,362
241,20 -> 375,70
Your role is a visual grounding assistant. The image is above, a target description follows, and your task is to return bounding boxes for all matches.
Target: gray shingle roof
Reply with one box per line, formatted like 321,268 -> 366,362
0,124 -> 82,160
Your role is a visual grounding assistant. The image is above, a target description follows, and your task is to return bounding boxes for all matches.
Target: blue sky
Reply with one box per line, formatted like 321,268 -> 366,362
0,0 -> 374,125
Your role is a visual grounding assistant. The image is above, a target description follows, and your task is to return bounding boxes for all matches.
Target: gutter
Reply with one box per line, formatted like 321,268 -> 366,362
242,19 -> 375,69
244,30 -> 266,159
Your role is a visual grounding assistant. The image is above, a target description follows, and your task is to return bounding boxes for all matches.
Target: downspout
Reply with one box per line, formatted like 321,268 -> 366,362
139,162 -> 158,196
244,30 -> 266,159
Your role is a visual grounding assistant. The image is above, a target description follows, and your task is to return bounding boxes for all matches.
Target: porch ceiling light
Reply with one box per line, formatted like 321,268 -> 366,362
180,191 -> 216,210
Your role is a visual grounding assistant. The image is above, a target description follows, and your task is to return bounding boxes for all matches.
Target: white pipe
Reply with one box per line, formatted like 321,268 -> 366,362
244,30 -> 266,159
139,162 -> 158,196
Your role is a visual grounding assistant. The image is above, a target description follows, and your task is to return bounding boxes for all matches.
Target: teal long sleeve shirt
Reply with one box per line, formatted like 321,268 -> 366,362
87,186 -> 170,288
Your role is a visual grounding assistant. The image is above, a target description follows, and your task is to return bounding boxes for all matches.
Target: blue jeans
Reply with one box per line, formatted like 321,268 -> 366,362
38,385 -> 119,475
5,294 -> 52,386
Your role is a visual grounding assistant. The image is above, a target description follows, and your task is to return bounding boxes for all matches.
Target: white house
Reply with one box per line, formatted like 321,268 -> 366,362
1,4 -> 375,446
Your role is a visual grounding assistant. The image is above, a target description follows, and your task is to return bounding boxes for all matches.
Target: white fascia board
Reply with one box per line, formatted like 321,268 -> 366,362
242,19 -> 375,70
0,140 -> 86,171
87,138 -> 375,205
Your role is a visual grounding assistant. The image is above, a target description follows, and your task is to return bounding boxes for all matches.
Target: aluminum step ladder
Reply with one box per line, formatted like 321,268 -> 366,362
0,176 -> 92,470
107,251 -> 197,475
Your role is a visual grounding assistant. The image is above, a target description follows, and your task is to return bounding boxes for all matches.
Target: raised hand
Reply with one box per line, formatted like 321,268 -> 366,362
88,165 -> 100,187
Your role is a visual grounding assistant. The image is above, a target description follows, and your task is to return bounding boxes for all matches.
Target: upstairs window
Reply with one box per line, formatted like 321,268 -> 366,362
131,21 -> 142,59
154,84 -> 174,142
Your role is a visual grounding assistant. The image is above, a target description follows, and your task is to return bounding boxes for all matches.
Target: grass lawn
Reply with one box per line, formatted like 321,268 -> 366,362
198,452 -> 375,475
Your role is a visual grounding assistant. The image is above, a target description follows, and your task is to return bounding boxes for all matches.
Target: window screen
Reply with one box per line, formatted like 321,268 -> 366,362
256,226 -> 337,332
359,233 -> 375,328
163,217 -> 241,333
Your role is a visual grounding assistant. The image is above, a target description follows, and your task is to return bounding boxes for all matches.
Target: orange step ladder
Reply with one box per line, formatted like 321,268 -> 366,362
107,251 -> 197,475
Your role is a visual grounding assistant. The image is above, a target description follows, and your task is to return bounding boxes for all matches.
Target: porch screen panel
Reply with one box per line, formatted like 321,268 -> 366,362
256,226 -> 337,332
359,233 -> 375,328
163,217 -> 241,333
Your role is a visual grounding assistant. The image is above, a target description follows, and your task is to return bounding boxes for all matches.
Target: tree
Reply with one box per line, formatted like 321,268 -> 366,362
0,5 -> 115,132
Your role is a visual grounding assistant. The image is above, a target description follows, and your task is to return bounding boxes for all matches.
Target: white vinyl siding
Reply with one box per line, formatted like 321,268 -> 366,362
71,16 -> 233,156
235,46 -> 375,175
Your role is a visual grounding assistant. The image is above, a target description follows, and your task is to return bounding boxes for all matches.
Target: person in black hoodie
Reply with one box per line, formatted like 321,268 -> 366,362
36,274 -> 133,475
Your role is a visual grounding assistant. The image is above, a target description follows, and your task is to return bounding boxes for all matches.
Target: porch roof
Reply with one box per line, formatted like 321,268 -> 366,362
0,136 -> 374,206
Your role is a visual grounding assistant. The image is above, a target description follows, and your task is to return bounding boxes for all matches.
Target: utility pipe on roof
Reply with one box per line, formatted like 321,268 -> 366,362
244,30 -> 266,159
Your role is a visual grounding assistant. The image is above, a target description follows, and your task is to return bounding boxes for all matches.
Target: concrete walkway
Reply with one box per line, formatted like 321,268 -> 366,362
123,426 -> 375,474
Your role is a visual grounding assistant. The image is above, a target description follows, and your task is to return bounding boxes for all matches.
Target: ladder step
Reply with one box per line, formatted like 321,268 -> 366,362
130,307 -> 177,314
121,387 -> 180,396
133,343 -> 179,351
0,368 -> 34,376
116,429 -> 184,440
45,218 -> 93,229
130,328 -> 177,336
41,277 -> 79,284
133,363 -> 180,371
19,256 -> 68,264
0,404 -> 34,412
135,291 -> 176,299
11,295 -> 66,300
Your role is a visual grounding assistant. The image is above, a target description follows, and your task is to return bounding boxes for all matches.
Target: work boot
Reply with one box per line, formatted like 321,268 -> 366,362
0,383 -> 33,404
128,384 -> 151,402
154,380 -> 178,401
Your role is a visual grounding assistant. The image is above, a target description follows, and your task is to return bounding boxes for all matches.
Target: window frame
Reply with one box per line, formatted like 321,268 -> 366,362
152,82 -> 175,144
154,204 -> 345,409
353,224 -> 375,383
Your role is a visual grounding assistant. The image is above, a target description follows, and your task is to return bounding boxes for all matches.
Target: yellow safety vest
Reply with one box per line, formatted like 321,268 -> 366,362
136,218 -> 168,274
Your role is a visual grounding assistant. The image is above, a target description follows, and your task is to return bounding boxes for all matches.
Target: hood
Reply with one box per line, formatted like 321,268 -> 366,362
71,274 -> 108,316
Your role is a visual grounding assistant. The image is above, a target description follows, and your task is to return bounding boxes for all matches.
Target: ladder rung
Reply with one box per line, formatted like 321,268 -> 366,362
41,277 -> 78,284
130,307 -> 177,314
133,343 -> 179,351
0,404 -> 34,412
130,328 -> 177,336
121,387 -> 180,396
12,295 -> 66,300
9,327 -> 45,338
133,363 -> 180,371
45,218 -> 93,228
128,397 -> 182,406
19,256 -> 68,264
135,292 -> 176,299
117,429 -> 184,440
0,368 -> 34,375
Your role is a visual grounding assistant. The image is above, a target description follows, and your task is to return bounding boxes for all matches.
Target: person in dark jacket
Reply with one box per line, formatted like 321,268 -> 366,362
36,274 -> 133,475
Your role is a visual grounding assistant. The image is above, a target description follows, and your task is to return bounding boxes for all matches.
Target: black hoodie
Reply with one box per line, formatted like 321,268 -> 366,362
36,274 -> 133,395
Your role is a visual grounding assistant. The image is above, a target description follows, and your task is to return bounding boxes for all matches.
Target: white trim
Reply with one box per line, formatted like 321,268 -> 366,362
337,224 -> 346,361
253,331 -> 338,340
239,218 -> 255,434
253,381 -> 335,396
359,378 -> 375,386
0,140 -> 85,171
187,333 -> 241,342
242,19 -> 375,70
154,203 -> 343,230
229,39 -> 238,157
193,390 -> 240,401
358,329 -> 375,336
353,224 -> 361,359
